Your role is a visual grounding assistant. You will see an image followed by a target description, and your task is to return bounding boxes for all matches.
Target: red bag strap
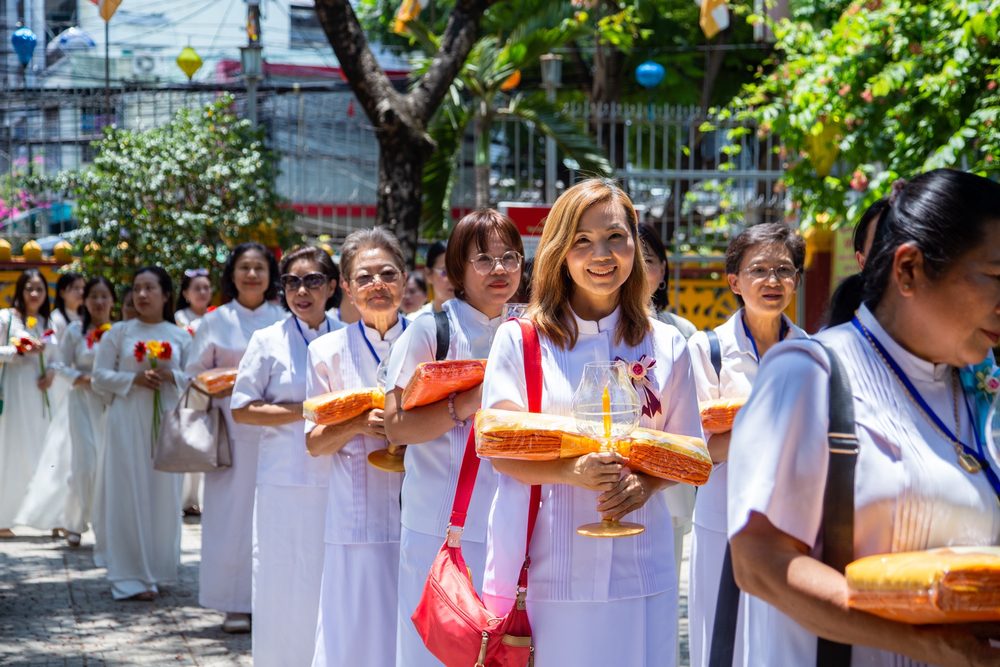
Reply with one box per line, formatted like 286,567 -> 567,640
447,318 -> 543,584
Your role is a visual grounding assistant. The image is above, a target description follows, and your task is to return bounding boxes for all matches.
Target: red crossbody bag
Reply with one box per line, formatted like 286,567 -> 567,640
411,318 -> 543,667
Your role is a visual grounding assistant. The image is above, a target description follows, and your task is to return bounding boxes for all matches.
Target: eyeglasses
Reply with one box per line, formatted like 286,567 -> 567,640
743,265 -> 799,282
469,251 -> 522,275
351,269 -> 402,288
184,268 -> 210,278
281,272 -> 329,291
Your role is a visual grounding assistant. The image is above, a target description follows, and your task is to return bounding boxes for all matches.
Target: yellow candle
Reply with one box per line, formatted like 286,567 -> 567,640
602,386 -> 611,440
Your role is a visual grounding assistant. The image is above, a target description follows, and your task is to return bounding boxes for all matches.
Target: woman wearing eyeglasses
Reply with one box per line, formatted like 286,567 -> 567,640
304,229 -> 408,667
410,240 -> 455,319
384,210 -> 523,667
686,223 -> 807,667
229,246 -> 342,666
186,242 -> 286,633
175,269 -> 214,334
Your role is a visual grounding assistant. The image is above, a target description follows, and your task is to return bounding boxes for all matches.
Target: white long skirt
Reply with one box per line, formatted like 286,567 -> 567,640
314,542 -> 400,667
689,523 -> 746,667
14,394 -> 71,530
396,527 -> 487,667
200,397 -> 259,612
252,484 -> 327,667
182,472 -> 203,510
0,357 -> 50,528
483,589 -> 677,666
97,390 -> 183,599
64,387 -> 107,535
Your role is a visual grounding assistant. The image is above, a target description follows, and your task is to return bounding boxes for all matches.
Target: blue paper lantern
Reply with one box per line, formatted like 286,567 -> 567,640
11,27 -> 37,67
635,61 -> 665,89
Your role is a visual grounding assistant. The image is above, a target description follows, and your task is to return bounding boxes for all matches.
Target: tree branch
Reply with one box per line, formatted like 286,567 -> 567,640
314,0 -> 408,133
407,0 -> 498,123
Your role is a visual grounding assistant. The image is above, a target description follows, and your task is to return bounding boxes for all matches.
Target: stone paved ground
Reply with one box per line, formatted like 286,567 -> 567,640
0,518 -> 690,666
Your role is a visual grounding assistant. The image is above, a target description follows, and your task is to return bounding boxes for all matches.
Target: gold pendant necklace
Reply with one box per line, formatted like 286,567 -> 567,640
858,323 -> 981,475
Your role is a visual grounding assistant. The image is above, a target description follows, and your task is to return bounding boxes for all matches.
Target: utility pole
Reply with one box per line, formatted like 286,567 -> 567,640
240,1 -> 263,126
539,53 -> 562,204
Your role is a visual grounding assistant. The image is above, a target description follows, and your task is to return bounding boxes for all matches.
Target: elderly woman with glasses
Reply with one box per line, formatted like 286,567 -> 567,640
304,228 -> 409,667
384,209 -> 524,667
686,222 -> 808,667
186,242 -> 286,633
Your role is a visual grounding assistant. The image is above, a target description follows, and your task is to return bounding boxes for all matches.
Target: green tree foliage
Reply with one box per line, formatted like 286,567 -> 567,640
59,95 -> 300,288
714,0 -> 1000,227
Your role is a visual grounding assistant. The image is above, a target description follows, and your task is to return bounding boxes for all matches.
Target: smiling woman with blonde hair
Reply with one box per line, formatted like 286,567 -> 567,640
480,179 -> 704,665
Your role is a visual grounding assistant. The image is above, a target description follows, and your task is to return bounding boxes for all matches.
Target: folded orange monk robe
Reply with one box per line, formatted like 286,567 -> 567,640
303,388 -> 385,426
846,547 -> 1000,624
699,397 -> 747,434
474,409 -> 711,485
400,359 -> 488,410
194,368 -> 239,394
622,428 -> 712,486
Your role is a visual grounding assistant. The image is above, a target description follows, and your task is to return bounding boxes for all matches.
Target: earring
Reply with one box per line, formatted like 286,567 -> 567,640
902,283 -> 912,290
657,281 -> 666,291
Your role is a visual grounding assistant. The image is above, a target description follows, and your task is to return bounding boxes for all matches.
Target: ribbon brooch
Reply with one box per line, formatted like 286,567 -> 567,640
616,354 -> 661,419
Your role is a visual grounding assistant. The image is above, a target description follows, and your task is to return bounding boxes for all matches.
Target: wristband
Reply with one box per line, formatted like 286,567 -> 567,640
448,392 -> 468,427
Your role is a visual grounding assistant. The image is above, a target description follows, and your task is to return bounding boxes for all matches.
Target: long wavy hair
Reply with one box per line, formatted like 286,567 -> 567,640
527,179 -> 650,349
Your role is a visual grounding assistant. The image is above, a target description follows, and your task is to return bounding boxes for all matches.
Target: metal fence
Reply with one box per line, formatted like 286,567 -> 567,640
1,84 -> 786,254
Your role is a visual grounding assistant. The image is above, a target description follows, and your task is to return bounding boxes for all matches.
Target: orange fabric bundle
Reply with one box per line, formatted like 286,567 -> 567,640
194,368 -> 239,395
846,547 -> 1000,624
303,388 -> 385,426
474,409 -> 711,485
621,428 -> 712,486
699,397 -> 747,434
401,359 -> 488,410
474,409 -> 600,460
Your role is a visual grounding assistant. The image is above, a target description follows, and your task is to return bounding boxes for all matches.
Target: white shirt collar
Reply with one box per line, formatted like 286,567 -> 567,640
857,303 -> 950,382
571,306 -> 620,336
294,315 -> 331,344
448,298 -> 502,329
230,299 -> 272,317
360,316 -> 406,344
730,308 -> 806,359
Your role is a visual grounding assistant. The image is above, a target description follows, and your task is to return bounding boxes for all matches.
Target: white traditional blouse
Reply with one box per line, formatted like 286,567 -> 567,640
231,315 -> 339,488
481,308 -> 704,602
384,298 -> 501,541
728,304 -> 1000,667
305,319 -> 405,545
174,307 -> 206,334
687,309 -> 807,533
53,321 -> 111,401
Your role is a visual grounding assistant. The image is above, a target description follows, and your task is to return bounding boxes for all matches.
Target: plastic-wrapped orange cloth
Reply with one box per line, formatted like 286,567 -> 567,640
303,388 -> 385,426
846,547 -> 1000,624
194,368 -> 239,395
474,409 -> 711,485
699,397 -> 747,434
400,359 -> 488,410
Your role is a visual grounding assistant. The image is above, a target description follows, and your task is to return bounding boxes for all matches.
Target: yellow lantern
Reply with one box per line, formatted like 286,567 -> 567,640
85,241 -> 100,255
805,122 -> 843,178
0,238 -> 11,261
177,47 -> 203,81
21,240 -> 42,261
501,70 -> 521,91
53,240 -> 74,263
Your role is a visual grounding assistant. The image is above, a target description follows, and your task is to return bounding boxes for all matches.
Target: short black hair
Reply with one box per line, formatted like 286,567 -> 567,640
725,223 -> 806,276
425,241 -> 447,270
638,223 -> 670,310
221,242 -> 280,303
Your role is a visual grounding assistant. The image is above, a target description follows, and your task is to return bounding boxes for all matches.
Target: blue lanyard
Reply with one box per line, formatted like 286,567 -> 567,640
852,317 -> 1000,498
357,318 -> 406,365
741,310 -> 789,363
294,316 -> 331,347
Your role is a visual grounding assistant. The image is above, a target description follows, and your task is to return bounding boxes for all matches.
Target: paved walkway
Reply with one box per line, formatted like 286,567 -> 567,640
0,518 -> 691,665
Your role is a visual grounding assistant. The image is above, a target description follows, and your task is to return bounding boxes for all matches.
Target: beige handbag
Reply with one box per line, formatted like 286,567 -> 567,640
153,386 -> 232,472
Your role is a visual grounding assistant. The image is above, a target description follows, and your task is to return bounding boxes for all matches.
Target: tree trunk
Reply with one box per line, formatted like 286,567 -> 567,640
474,109 -> 492,209
378,128 -> 430,268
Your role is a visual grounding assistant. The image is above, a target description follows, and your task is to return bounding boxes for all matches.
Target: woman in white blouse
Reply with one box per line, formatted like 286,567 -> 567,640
686,223 -> 807,667
481,180 -> 704,665
305,229 -> 408,667
92,267 -> 192,600
50,272 -> 84,410
186,242 -> 285,632
728,169 -> 1000,666
230,246 -> 343,667
384,210 -> 524,667
0,269 -> 55,537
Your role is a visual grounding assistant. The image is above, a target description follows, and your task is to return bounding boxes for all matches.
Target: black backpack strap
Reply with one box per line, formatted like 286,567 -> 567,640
709,340 -> 857,667
707,330 -> 722,379
434,310 -> 450,362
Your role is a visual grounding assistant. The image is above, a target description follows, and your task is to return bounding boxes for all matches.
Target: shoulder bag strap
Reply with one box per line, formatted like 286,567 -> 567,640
434,310 -> 450,362
709,341 -> 857,667
707,330 -> 722,379
0,310 -> 12,406
447,318 -> 542,561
